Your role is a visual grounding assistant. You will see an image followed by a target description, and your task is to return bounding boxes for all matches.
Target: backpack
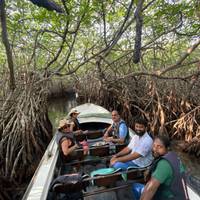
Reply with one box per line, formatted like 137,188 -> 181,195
48,173 -> 89,200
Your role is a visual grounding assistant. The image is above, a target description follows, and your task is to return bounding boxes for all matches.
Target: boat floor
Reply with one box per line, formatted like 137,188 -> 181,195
59,160 -> 135,200
84,182 -> 133,200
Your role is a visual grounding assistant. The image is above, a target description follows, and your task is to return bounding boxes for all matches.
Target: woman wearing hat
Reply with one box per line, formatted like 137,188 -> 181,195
68,108 -> 81,133
56,119 -> 78,156
68,108 -> 89,155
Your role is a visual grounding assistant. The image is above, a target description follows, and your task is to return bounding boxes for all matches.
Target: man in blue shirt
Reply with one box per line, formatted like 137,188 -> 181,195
103,110 -> 129,144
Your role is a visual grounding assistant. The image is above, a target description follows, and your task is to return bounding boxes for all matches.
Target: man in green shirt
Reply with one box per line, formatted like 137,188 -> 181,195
132,135 -> 189,200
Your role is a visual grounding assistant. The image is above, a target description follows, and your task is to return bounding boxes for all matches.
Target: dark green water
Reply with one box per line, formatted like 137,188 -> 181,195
48,97 -> 200,180
48,96 -> 77,132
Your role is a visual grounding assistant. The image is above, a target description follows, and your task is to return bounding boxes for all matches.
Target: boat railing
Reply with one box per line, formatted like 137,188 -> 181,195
22,135 -> 59,200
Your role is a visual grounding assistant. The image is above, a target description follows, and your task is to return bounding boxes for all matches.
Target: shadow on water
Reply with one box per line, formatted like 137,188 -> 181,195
48,97 -> 200,194
172,142 -> 200,178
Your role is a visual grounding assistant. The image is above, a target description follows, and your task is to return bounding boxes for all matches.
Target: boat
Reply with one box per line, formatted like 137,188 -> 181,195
22,103 -> 200,200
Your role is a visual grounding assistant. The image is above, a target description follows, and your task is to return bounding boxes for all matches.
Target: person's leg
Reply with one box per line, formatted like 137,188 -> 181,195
125,161 -> 140,168
113,161 -> 139,170
60,138 -> 70,156
112,161 -> 128,170
132,183 -> 145,200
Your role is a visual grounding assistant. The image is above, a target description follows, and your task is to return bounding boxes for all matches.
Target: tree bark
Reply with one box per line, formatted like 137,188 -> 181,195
0,0 -> 15,91
133,0 -> 144,64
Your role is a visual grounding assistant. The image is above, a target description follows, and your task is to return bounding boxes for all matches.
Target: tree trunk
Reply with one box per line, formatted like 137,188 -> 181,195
133,0 -> 144,64
0,0 -> 15,91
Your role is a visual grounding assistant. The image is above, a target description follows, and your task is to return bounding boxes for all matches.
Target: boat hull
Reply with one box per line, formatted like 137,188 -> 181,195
23,103 -> 200,200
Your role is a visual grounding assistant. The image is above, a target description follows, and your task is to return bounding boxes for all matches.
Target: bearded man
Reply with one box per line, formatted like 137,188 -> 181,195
110,117 -> 153,170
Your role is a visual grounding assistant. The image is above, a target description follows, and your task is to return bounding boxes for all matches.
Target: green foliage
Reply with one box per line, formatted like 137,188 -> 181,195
0,0 -> 199,77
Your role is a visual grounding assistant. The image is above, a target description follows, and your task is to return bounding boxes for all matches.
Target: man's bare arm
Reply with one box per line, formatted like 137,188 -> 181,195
140,177 -> 160,200
111,137 -> 125,144
103,125 -> 112,138
115,146 -> 131,157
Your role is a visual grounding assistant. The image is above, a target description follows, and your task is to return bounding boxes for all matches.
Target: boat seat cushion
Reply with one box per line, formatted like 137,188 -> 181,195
90,167 -> 121,177
90,168 -> 122,187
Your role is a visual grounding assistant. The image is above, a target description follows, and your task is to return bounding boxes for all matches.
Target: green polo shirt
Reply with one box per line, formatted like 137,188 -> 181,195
152,159 -> 185,199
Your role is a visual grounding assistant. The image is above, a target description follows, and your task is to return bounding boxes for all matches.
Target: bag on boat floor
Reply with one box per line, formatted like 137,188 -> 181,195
47,191 -> 83,200
50,173 -> 89,194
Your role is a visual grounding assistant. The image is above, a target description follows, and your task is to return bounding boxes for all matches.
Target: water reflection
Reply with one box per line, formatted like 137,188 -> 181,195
172,142 -> 200,179
48,96 -> 77,132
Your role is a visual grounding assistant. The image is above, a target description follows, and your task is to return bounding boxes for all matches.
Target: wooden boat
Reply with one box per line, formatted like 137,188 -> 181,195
23,103 -> 200,200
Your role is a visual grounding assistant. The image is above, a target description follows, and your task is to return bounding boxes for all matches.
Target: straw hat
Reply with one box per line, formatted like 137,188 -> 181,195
58,119 -> 73,129
68,108 -> 80,116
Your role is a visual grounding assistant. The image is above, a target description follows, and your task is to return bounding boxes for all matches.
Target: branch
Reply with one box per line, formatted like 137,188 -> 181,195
133,0 -> 144,64
0,0 -> 15,90
43,0 -> 72,70
45,24 -> 69,69
103,0 -> 135,57
48,0 -> 157,76
159,39 -> 200,75
108,59 -> 200,83
101,1 -> 108,46
53,7 -> 88,74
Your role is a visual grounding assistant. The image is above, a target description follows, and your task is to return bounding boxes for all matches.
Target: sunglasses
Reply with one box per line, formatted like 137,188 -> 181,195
63,124 -> 71,129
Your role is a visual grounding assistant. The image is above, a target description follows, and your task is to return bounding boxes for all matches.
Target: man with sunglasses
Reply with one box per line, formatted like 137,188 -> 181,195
56,119 -> 78,157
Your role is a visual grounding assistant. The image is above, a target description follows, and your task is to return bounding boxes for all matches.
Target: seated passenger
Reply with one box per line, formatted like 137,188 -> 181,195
132,135 -> 189,200
56,119 -> 78,156
110,117 -> 153,170
68,108 -> 89,155
68,108 -> 82,134
103,110 -> 129,144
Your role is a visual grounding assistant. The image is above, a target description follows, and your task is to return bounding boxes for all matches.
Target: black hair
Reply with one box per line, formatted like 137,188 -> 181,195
134,117 -> 148,127
155,135 -> 171,148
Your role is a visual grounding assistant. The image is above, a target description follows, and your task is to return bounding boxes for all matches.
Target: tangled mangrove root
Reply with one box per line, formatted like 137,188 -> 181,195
0,71 -> 53,199
75,71 -> 200,157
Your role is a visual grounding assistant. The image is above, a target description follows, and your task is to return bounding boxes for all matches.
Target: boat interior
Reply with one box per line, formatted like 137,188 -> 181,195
47,121 -> 147,200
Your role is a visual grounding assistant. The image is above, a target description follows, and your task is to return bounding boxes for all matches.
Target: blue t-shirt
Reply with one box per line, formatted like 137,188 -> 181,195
118,122 -> 128,139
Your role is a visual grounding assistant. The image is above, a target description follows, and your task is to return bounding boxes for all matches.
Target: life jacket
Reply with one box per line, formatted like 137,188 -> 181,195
111,120 -> 129,143
57,131 -> 75,148
149,152 -> 189,200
